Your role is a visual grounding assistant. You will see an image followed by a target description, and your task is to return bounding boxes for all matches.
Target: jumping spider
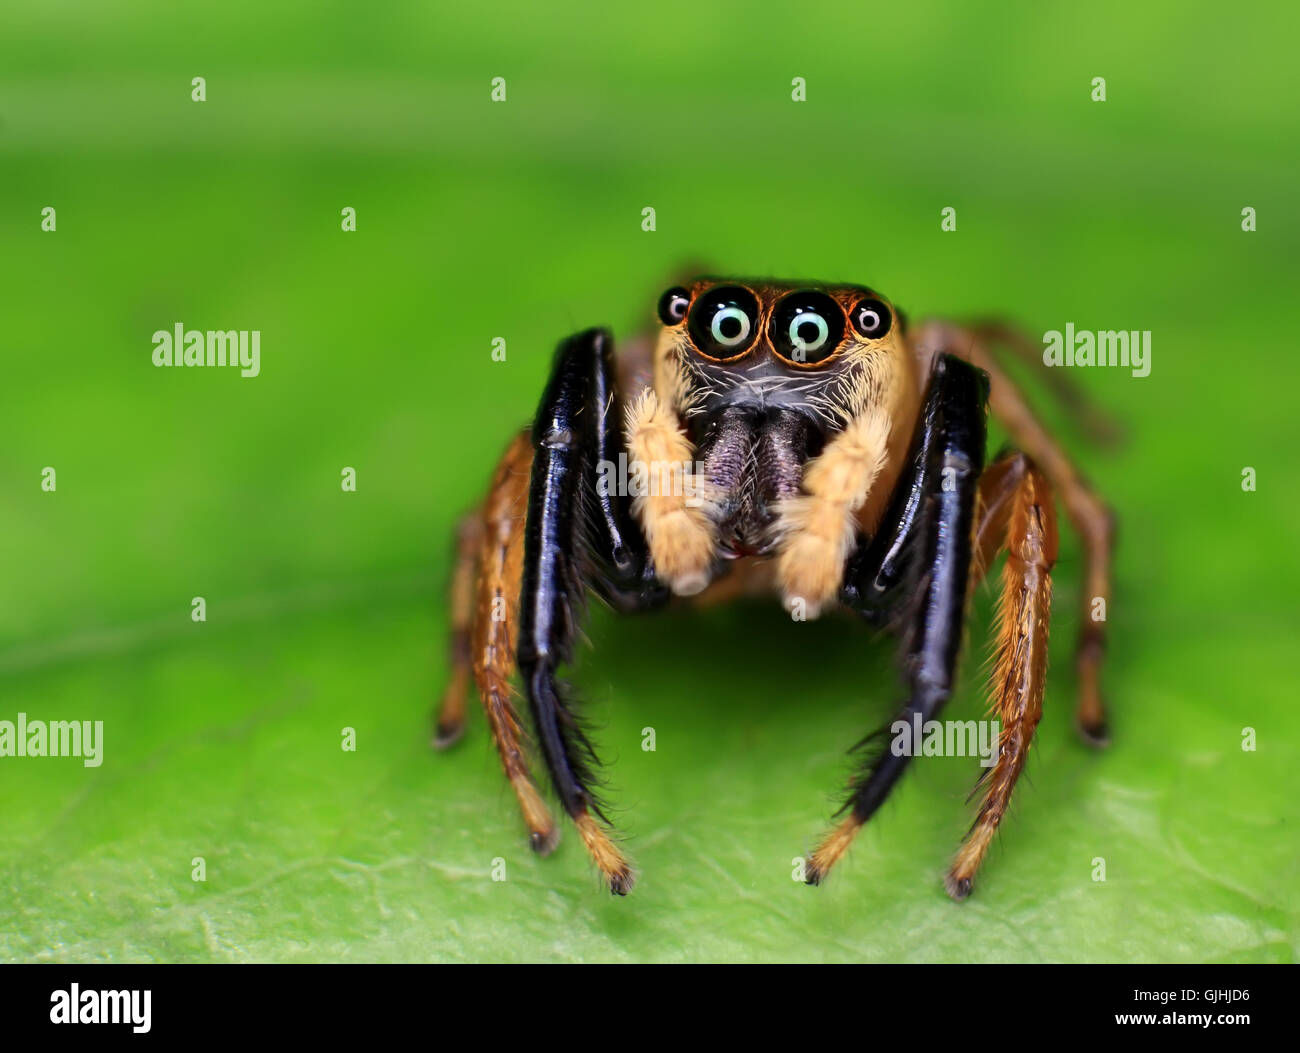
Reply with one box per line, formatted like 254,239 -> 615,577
435,278 -> 1116,900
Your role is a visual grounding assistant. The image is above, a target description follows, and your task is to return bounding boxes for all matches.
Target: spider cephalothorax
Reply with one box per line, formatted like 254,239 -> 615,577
435,276 -> 1116,900
651,280 -> 913,568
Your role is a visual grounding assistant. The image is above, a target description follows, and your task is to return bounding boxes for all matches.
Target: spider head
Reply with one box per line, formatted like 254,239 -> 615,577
651,278 -> 910,556
654,278 -> 906,432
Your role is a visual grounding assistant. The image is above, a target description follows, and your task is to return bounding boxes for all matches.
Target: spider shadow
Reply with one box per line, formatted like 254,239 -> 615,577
578,595 -> 900,726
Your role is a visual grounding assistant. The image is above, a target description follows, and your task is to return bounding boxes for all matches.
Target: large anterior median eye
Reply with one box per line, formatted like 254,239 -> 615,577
770,291 -> 845,365
687,286 -> 760,360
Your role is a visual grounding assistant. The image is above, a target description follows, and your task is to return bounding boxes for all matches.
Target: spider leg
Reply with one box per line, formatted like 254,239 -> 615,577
947,451 -> 1058,899
432,509 -> 485,748
918,321 -> 1115,746
437,432 -> 560,853
967,319 -> 1126,448
806,353 -> 987,885
518,328 -> 666,895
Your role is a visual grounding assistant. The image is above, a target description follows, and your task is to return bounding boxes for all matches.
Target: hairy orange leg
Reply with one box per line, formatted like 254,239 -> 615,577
436,433 -> 559,854
947,453 -> 1058,899
920,322 -> 1115,745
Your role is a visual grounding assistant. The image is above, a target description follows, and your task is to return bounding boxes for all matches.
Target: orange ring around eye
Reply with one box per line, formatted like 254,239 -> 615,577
768,290 -> 847,368
687,285 -> 762,362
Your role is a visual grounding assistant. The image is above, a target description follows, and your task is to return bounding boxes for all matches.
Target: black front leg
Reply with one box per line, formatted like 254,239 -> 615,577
834,354 -> 989,829
516,329 -> 665,841
584,330 -> 668,611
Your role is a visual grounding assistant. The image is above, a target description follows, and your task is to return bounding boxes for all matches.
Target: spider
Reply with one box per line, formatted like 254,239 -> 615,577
434,277 -> 1116,900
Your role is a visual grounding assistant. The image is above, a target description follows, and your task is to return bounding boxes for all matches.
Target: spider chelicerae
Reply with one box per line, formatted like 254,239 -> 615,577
434,277 -> 1116,900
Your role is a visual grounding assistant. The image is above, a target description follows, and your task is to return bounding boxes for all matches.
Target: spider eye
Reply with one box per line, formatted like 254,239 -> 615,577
769,291 -> 845,365
658,287 -> 690,325
687,286 -> 760,360
850,297 -> 892,339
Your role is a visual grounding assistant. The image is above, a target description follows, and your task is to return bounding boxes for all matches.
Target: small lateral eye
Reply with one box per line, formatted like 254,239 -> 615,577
687,286 -> 760,360
769,290 -> 845,365
850,298 -> 892,339
658,287 -> 690,325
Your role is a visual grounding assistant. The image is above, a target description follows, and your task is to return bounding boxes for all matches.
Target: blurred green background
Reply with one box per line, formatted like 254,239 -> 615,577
2,0 -> 1297,962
